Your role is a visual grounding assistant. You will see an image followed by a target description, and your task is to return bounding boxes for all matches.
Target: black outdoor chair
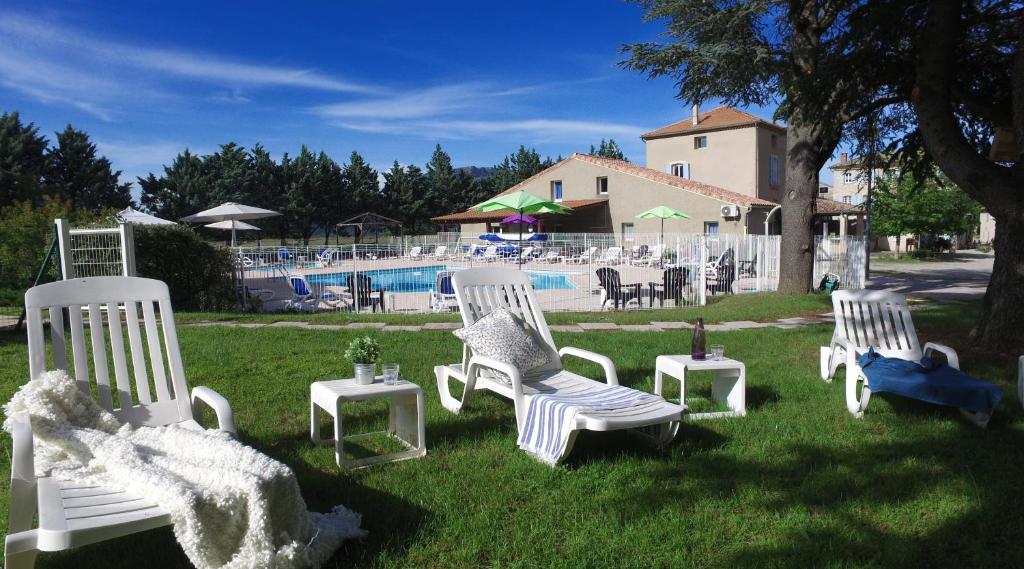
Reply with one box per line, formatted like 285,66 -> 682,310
596,267 -> 643,310
739,252 -> 757,278
649,267 -> 689,307
706,248 -> 736,295
345,274 -> 386,312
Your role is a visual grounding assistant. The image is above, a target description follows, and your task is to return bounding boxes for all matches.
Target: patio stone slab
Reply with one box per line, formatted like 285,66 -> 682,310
577,322 -> 621,331
703,324 -> 735,332
422,322 -> 462,330
306,324 -> 346,330
235,323 -> 268,328
769,323 -> 801,329
382,325 -> 424,332
651,321 -> 694,330
776,317 -> 817,325
620,324 -> 662,332
345,322 -> 387,329
269,321 -> 311,328
724,320 -> 772,329
549,325 -> 583,333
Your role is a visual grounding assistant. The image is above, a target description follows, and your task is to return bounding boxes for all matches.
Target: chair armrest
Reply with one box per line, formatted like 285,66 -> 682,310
8,413 -> 38,534
923,342 -> 960,370
558,347 -> 619,386
191,386 -> 236,435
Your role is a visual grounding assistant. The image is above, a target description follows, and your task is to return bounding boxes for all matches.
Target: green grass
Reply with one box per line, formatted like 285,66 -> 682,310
1,302 -> 1022,568
178,292 -> 833,326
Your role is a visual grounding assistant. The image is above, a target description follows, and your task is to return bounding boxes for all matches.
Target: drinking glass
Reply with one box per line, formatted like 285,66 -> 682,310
710,345 -> 725,361
382,363 -> 400,385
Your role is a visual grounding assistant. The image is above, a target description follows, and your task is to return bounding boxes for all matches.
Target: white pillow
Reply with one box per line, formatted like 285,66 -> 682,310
453,308 -> 552,384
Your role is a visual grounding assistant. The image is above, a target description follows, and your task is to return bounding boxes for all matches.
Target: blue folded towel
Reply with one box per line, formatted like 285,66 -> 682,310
857,348 -> 1003,415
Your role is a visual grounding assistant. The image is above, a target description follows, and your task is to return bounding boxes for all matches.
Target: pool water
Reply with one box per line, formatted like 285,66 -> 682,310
304,265 -> 577,292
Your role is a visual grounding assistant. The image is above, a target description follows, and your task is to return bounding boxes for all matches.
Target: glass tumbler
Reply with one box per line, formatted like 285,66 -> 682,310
710,345 -> 725,361
382,363 -> 400,385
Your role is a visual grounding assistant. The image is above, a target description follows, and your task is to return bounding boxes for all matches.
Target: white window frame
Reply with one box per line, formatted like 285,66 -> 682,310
670,162 -> 690,179
596,176 -> 608,195
843,171 -> 855,184
551,180 -> 563,202
621,222 -> 636,243
842,195 -> 852,204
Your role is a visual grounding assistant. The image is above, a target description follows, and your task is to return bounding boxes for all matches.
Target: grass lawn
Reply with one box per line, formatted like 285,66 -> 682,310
177,292 -> 834,326
1,301 -> 1022,567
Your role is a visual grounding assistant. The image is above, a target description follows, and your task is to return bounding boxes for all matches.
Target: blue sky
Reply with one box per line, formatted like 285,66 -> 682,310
0,1 -> 828,199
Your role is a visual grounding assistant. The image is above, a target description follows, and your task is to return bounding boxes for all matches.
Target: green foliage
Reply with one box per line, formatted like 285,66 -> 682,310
133,224 -> 236,311
873,173 -> 981,249
381,161 -> 428,232
589,139 -> 627,161
344,336 -> 381,364
0,112 -> 51,207
0,197 -> 70,293
44,124 -> 133,213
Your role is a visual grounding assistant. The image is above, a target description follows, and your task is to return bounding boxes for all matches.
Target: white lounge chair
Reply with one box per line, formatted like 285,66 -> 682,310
460,244 -> 481,260
630,244 -> 665,267
7,277 -> 236,569
429,270 -> 458,313
406,246 -> 423,260
565,246 -> 597,264
314,248 -> 339,268
820,289 -> 962,419
596,246 -> 623,265
434,268 -> 682,465
538,249 -> 561,263
481,245 -> 500,262
510,246 -> 534,263
433,245 -> 449,260
287,273 -> 350,311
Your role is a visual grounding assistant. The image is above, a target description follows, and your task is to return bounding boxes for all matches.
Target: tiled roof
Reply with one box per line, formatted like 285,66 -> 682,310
641,106 -> 786,139
570,153 -> 777,207
431,198 -> 607,223
815,198 -> 863,215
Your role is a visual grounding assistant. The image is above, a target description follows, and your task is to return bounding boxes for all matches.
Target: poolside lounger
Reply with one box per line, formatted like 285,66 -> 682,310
595,246 -> 623,265
6,277 -> 236,569
565,246 -> 597,264
821,289 -> 995,425
287,273 -> 351,312
433,245 -> 449,260
434,268 -> 681,465
430,270 -> 458,313
481,245 -> 500,262
510,246 -> 534,264
539,249 -> 561,263
405,246 -> 422,260
630,244 -> 665,267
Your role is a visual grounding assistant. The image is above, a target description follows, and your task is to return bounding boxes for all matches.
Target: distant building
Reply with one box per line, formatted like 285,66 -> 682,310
434,105 -> 861,237
827,153 -> 889,206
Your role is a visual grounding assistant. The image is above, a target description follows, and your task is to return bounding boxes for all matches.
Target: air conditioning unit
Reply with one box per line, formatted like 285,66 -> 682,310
720,204 -> 740,218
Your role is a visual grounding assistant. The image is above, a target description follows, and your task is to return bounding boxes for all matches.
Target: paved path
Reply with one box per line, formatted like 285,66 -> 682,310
868,251 -> 993,302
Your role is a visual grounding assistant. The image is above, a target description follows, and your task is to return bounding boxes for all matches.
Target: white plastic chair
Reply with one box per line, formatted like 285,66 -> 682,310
434,268 -> 681,465
429,270 -> 458,313
6,277 -> 236,569
481,245 -> 499,262
596,246 -> 623,265
820,289 -> 961,419
406,246 -> 422,260
433,245 -> 448,260
566,246 -> 597,264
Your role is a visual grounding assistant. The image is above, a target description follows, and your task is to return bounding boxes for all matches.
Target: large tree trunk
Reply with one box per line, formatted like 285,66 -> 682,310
778,120 -> 822,293
974,212 -> 1024,348
913,0 -> 1024,350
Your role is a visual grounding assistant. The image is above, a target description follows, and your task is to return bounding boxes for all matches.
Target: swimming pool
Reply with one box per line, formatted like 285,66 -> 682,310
303,265 -> 577,292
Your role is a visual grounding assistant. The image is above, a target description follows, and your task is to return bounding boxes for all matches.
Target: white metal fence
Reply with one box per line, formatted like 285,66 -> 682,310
55,218 -> 136,279
231,232 -> 860,314
813,236 -> 866,290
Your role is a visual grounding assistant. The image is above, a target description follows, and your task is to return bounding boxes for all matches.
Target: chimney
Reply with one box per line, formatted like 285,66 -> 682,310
691,103 -> 699,126
840,152 -> 849,164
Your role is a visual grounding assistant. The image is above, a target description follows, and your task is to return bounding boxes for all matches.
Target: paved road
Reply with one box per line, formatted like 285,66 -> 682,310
868,251 -> 994,301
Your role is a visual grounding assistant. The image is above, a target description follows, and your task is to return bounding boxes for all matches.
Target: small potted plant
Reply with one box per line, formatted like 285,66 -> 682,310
345,336 -> 381,385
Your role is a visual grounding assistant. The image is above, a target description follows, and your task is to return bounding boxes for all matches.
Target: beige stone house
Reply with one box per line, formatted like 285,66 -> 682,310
434,106 -> 858,238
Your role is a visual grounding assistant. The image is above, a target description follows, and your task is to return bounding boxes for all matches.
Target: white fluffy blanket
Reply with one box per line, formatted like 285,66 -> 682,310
2,371 -> 366,569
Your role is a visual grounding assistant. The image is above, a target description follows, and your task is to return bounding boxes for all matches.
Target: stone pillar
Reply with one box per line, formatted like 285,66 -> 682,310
839,214 -> 848,237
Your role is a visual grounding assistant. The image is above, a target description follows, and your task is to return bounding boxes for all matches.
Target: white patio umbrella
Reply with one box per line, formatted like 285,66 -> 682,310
117,207 -> 175,226
203,220 -> 261,247
182,202 -> 280,246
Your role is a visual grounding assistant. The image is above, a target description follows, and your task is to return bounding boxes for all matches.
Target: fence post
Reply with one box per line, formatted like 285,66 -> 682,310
119,222 -> 136,276
698,234 -> 707,306
351,243 -> 360,312
54,218 -> 73,279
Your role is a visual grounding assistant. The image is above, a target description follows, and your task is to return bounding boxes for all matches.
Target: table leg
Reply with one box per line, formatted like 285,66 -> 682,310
310,400 -> 320,444
654,367 -> 664,397
711,367 -> 746,416
334,399 -> 344,468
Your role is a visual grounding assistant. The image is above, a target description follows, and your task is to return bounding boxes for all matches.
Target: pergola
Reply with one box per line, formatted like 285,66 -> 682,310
336,212 -> 403,243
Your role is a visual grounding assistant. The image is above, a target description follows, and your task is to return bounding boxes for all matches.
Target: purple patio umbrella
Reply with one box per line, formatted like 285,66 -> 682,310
500,214 -> 537,225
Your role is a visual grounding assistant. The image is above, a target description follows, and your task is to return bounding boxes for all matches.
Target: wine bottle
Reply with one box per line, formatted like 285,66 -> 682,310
691,318 -> 707,360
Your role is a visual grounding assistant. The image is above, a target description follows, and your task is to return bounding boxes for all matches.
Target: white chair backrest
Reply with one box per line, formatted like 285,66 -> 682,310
435,245 -> 447,256
521,246 -> 534,258
483,245 -> 498,256
452,268 -> 561,373
831,289 -> 923,359
604,246 -> 622,259
409,246 -> 421,255
24,277 -> 194,427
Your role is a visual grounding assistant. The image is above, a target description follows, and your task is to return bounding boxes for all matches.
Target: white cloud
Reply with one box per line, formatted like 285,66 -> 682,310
332,117 -> 645,142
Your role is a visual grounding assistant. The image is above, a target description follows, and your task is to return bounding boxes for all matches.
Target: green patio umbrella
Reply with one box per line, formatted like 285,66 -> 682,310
636,205 -> 690,244
473,190 -> 572,266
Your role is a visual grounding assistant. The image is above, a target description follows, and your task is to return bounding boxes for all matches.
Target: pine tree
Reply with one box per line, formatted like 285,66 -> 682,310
0,111 -> 49,207
425,144 -> 458,218
590,139 -> 627,161
204,142 -> 253,204
139,149 -> 209,221
248,144 -> 286,241
282,146 -> 318,244
44,124 -> 132,212
314,151 -> 345,244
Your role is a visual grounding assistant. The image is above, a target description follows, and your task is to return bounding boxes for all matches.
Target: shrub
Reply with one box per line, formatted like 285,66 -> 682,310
133,224 -> 236,311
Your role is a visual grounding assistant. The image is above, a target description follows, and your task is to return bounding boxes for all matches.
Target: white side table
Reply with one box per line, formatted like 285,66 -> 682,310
654,355 -> 746,420
310,378 -> 426,469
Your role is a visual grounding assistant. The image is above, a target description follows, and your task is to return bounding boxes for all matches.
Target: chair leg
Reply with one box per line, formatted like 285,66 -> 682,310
435,365 -> 472,414
846,366 -> 870,418
4,549 -> 38,569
